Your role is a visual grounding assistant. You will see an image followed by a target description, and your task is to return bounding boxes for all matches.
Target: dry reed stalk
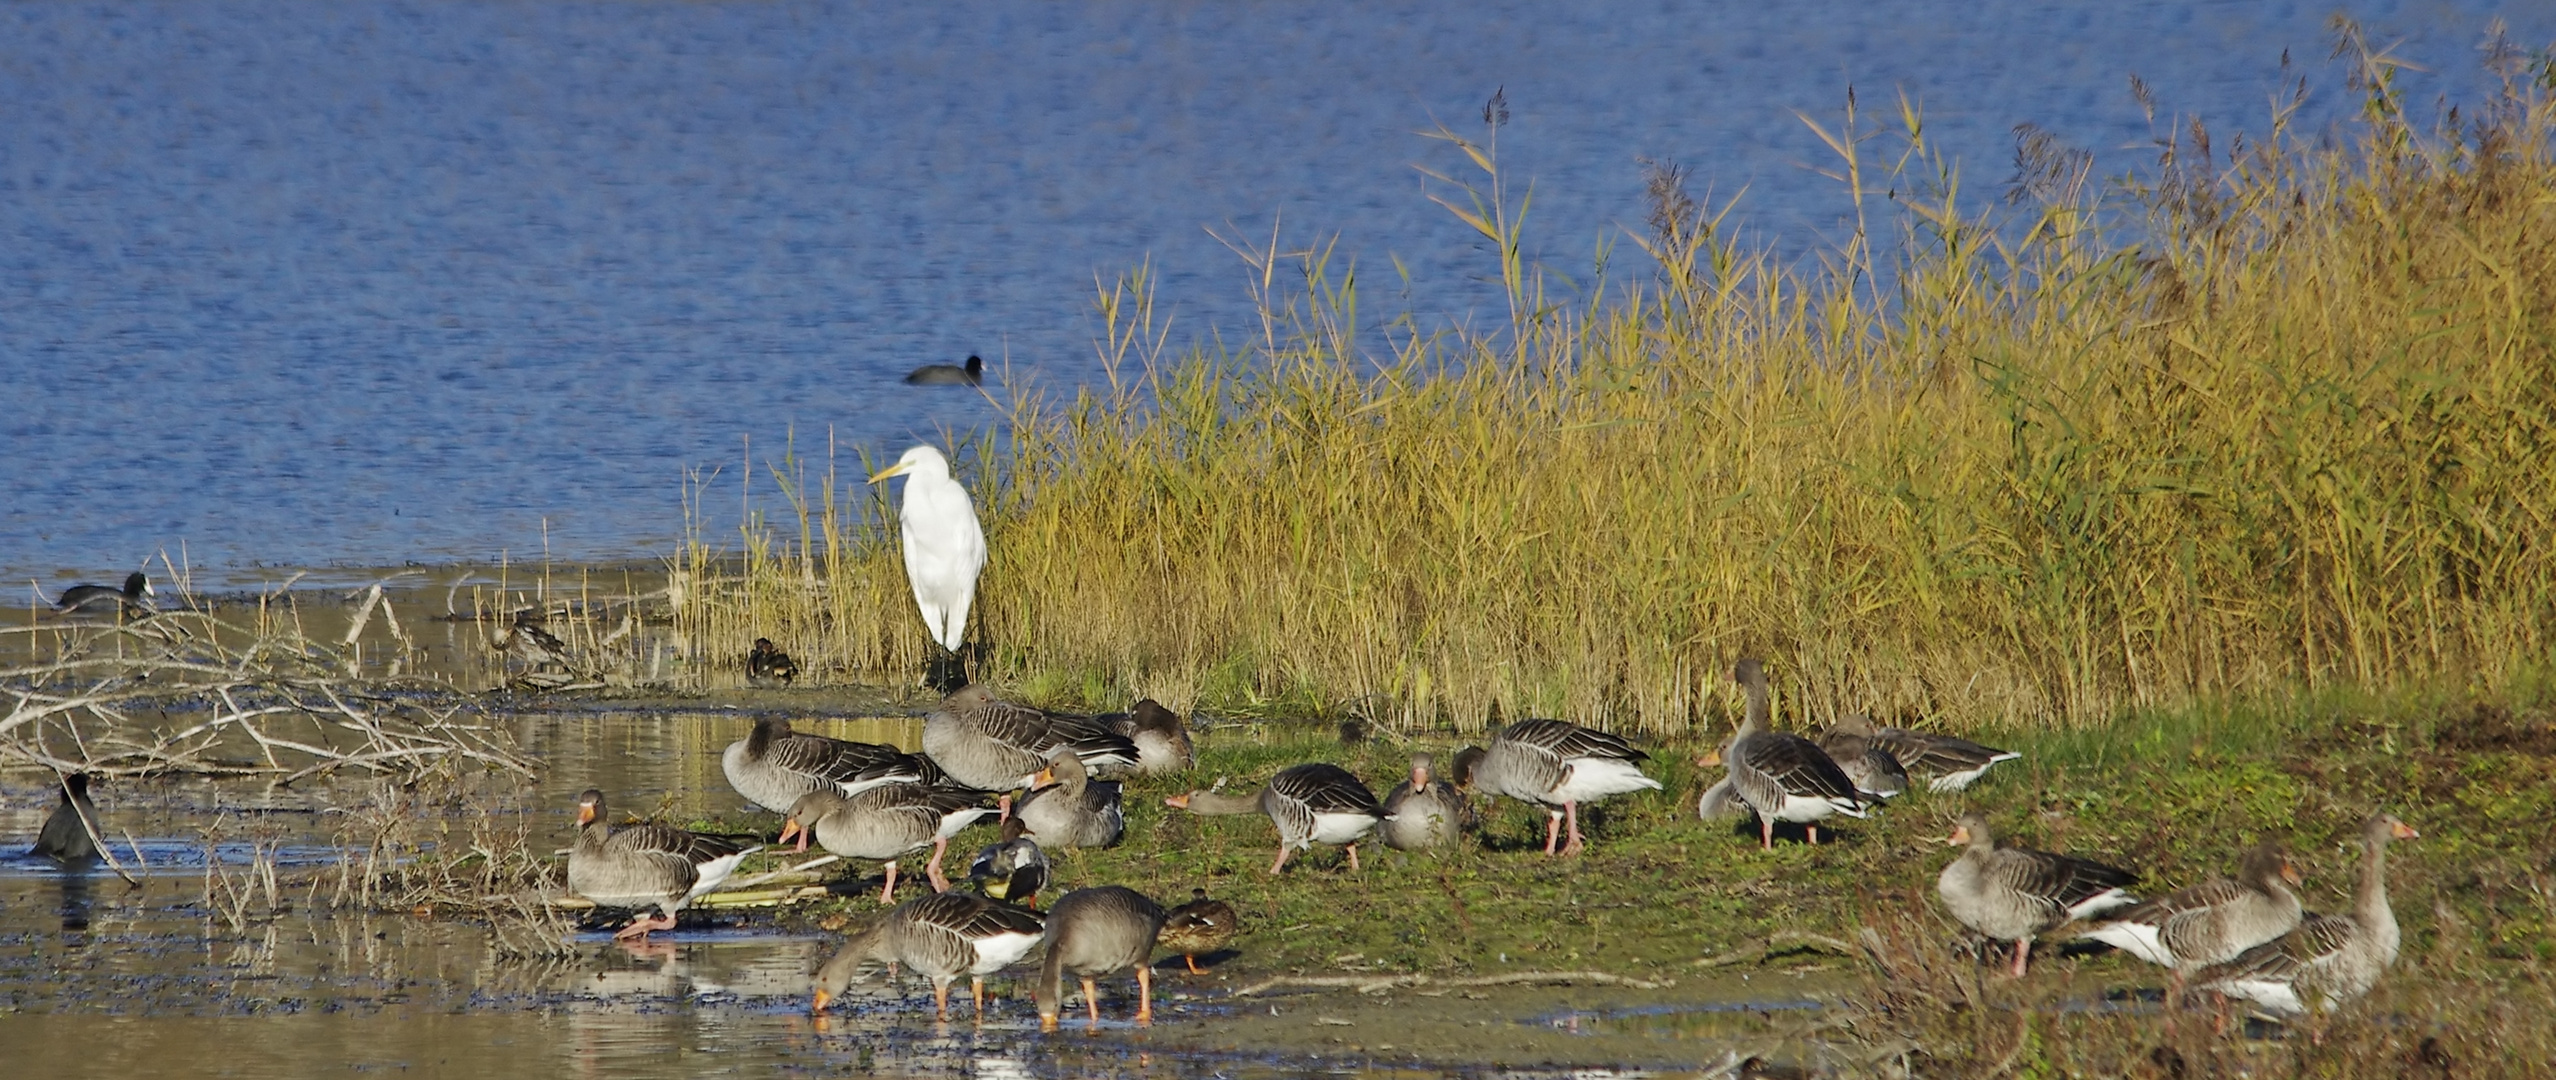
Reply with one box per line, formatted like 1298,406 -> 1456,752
677,33 -> 2556,736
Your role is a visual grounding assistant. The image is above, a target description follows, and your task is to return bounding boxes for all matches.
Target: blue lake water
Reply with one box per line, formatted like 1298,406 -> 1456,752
4,0 -> 2550,591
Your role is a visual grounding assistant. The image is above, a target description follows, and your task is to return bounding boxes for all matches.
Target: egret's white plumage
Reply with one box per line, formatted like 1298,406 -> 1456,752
870,445 -> 986,654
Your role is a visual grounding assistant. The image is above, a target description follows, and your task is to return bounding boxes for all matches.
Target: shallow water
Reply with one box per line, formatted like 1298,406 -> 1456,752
6,1 -> 2553,588
0,712 -> 1850,1077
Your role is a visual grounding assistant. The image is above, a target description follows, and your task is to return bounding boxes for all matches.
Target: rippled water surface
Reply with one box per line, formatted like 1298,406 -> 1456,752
4,0 -> 2550,589
0,712 -> 1845,1078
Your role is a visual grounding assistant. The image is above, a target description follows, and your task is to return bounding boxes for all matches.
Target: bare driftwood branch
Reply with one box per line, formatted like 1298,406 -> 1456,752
3,613 -> 533,782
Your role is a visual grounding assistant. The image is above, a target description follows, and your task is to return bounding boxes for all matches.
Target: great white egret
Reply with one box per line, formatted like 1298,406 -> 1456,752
870,445 -> 986,689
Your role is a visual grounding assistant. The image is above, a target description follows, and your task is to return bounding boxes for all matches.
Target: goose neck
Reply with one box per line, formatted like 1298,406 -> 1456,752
1178,789 -> 1265,816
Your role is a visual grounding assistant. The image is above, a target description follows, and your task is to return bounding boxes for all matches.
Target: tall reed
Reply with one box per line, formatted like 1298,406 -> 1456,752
678,29 -> 2556,734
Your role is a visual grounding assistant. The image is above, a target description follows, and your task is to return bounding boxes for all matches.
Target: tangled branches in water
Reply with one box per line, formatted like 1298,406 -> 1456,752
1,611 -> 534,783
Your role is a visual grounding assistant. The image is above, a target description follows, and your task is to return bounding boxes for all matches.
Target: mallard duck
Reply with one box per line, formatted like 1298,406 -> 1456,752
1166,763 -> 1383,873
33,773 -> 101,864
1859,717 -> 2022,792
1936,810 -> 2139,976
1104,699 -> 1195,774
52,571 -> 153,617
565,789 -> 760,940
781,784 -> 996,902
1816,713 -> 1909,800
1014,751 -> 1125,849
1462,718 -> 1661,856
1035,886 -> 1168,1031
721,716 -> 911,813
2076,839 -> 2304,988
903,354 -> 986,386
745,638 -> 801,687
922,685 -> 1138,814
813,890 -> 1045,1021
966,817 -> 1049,907
2193,814 -> 2417,1018
1703,659 -> 1865,848
1380,752 -> 1471,851
1156,888 -> 1239,974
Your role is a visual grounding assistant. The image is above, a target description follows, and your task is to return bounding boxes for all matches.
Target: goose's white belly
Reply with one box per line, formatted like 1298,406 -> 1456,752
1551,759 -> 1663,803
970,930 -> 1044,975
1308,811 -> 1379,846
1773,792 -> 1860,824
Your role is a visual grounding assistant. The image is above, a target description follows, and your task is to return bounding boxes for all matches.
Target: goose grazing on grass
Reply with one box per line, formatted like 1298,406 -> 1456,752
1380,752 -> 1472,851
903,354 -> 986,386
721,716 -> 911,813
2194,814 -> 2417,1019
1165,763 -> 1383,873
813,890 -> 1046,1021
1035,886 -> 1168,1031
52,571 -> 154,616
33,773 -> 101,864
1461,718 -> 1661,856
1156,888 -> 1239,974
1861,718 -> 2022,792
922,685 -> 1138,816
1103,699 -> 1195,774
566,790 -> 760,941
1014,751 -> 1126,849
869,445 -> 985,692
781,784 -> 996,902
1701,659 -> 1864,848
1816,713 -> 1910,801
745,638 -> 801,687
2076,839 -> 2304,990
1936,810 -> 2139,976
966,818 -> 1049,907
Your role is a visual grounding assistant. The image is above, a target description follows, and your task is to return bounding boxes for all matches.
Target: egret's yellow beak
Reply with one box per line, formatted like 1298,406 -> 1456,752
867,461 -> 913,483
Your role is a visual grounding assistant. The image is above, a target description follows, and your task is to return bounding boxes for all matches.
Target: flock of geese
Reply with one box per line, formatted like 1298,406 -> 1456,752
555,654 -> 2414,1031
22,448 -> 2410,1038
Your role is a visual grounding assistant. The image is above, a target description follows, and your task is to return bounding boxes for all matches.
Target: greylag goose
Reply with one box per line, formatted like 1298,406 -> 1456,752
721,716 -> 911,812
781,784 -> 996,902
1014,751 -> 1125,849
1103,699 -> 1195,774
1165,763 -> 1383,873
1464,718 -> 1661,856
1702,659 -> 1864,848
745,638 -> 801,687
1156,888 -> 1239,974
1816,713 -> 1910,801
1864,720 -> 2021,792
2193,814 -> 2417,1018
1381,752 -> 1472,851
869,445 -> 985,693
52,571 -> 153,616
2076,839 -> 2303,989
1936,810 -> 2139,975
33,773 -> 101,864
1035,885 -> 1168,1031
966,817 -> 1050,907
566,789 -> 760,940
813,890 -> 1046,1021
922,685 -> 1139,814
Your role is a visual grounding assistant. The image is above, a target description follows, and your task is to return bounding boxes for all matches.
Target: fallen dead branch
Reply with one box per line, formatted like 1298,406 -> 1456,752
1228,968 -> 1675,998
3,611 -> 533,782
